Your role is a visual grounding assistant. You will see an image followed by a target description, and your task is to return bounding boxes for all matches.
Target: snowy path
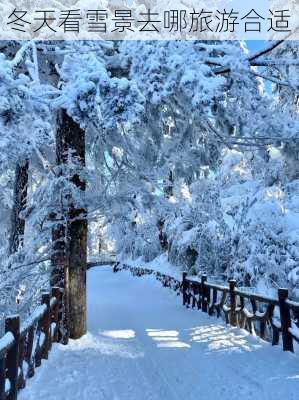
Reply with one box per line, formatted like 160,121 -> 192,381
20,266 -> 299,400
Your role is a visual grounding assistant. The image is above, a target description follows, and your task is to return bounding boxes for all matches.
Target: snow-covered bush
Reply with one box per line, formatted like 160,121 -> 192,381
110,208 -> 163,263
165,179 -> 232,276
221,149 -> 299,296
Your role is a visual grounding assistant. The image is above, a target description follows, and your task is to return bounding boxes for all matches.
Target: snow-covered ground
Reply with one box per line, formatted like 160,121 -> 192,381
20,266 -> 299,400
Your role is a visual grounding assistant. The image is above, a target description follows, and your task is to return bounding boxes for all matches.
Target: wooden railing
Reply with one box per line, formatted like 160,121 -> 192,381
114,263 -> 299,353
0,287 -> 66,400
87,254 -> 116,270
87,260 -> 115,270
0,258 -> 112,400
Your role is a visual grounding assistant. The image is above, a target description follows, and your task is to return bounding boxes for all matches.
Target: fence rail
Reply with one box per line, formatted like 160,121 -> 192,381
0,287 -> 65,400
114,262 -> 299,354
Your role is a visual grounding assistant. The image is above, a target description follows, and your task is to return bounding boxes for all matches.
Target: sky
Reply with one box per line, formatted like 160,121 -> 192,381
246,40 -> 266,54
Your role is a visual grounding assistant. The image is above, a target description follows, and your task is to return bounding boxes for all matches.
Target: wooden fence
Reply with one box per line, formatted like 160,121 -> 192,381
114,262 -> 299,353
0,258 -> 112,400
0,287 -> 66,400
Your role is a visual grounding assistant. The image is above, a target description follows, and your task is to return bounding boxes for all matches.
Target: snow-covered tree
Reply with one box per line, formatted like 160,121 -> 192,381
1,37 -> 299,332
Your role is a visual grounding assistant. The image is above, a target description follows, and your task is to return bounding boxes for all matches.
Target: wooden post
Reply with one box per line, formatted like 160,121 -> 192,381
62,265 -> 70,345
268,304 -> 279,346
5,315 -> 20,400
209,288 -> 217,316
206,285 -> 211,313
41,293 -> 51,359
0,356 -> 5,400
25,326 -> 35,378
228,280 -> 237,326
113,262 -> 120,273
17,335 -> 25,389
191,283 -> 197,309
278,288 -> 294,352
182,272 -> 188,306
51,287 -> 61,343
239,297 -> 246,329
201,275 -> 208,313
35,314 -> 42,367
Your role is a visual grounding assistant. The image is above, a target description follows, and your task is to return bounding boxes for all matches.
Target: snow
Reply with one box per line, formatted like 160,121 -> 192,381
179,228 -> 198,247
21,304 -> 47,334
51,322 -> 57,337
19,266 -> 299,400
122,253 -> 183,280
290,323 -> 299,342
0,331 -> 14,352
5,378 -> 10,393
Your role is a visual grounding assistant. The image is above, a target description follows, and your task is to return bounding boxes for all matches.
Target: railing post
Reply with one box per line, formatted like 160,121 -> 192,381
228,279 -> 237,326
0,356 -> 5,400
113,262 -> 120,273
5,315 -> 20,400
51,287 -> 61,343
201,275 -> 208,313
182,272 -> 188,306
206,284 -> 211,313
278,288 -> 294,352
17,335 -> 25,390
209,288 -> 217,316
25,326 -> 35,378
41,293 -> 51,359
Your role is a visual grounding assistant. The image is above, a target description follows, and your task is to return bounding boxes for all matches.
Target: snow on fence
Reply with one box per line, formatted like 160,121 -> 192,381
113,262 -> 182,294
113,262 -> 299,353
87,260 -> 115,270
0,287 -> 66,400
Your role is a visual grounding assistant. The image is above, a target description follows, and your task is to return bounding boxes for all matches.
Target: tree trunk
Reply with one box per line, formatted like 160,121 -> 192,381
9,161 -> 29,255
163,170 -> 174,198
54,109 -> 87,339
